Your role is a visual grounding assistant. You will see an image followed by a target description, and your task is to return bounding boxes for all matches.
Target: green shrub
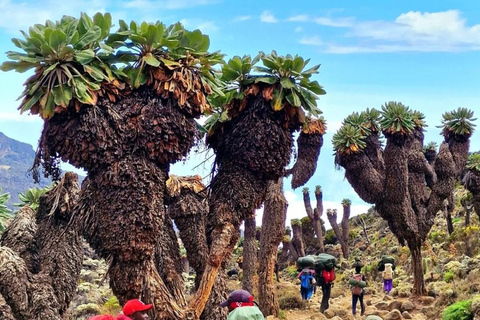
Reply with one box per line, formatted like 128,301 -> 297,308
278,309 -> 287,319
429,230 -> 447,243
442,300 -> 473,320
324,229 -> 336,244
444,271 -> 455,283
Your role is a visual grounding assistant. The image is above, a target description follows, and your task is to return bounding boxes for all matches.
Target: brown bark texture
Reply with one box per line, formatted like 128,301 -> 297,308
191,90 -> 298,319
290,132 -> 324,189
326,209 -> 348,259
242,215 -> 257,294
258,179 -> 288,316
0,172 -> 83,320
302,189 -> 323,252
291,223 -> 305,258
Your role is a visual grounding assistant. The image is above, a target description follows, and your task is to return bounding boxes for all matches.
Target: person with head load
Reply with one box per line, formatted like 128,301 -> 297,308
220,289 -> 265,320
349,265 -> 367,319
382,263 -> 394,295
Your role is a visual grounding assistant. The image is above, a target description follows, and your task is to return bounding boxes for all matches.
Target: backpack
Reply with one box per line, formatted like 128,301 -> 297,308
383,263 -> 393,280
350,274 -> 363,295
322,269 -> 335,284
300,272 -> 313,289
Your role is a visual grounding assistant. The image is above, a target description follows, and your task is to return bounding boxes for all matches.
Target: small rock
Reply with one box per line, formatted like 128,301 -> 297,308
401,300 -> 415,312
375,301 -> 389,311
419,296 -> 435,305
324,309 -> 336,318
388,301 -> 402,311
402,311 -> 412,319
385,309 -> 402,320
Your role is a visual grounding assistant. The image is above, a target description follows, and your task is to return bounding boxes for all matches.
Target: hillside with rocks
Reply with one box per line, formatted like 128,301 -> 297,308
63,187 -> 480,320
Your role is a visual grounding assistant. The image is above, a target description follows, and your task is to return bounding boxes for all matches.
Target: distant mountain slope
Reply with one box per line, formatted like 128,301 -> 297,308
0,131 -> 51,208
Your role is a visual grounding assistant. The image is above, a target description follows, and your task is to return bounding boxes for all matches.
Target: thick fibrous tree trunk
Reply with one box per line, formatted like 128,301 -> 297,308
443,194 -> 454,234
463,170 -> 480,221
290,132 -> 324,189
0,172 -> 83,320
340,203 -> 351,258
242,215 -> 257,293
291,222 -> 305,258
336,125 -> 470,295
188,91 -> 297,319
258,179 -> 288,316
326,210 -> 348,259
52,87 -> 204,320
302,189 -> 324,252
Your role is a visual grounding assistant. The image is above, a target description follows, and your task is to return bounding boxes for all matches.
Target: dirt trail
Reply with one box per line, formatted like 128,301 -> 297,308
276,283 -> 432,320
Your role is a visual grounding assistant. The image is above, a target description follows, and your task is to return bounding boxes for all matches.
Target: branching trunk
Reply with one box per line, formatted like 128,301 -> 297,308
313,187 -> 325,253
302,189 -> 323,252
291,222 -> 305,258
355,216 -> 370,244
326,210 -> 348,259
340,203 -> 351,259
0,173 -> 83,320
242,215 -> 257,293
259,179 -> 287,316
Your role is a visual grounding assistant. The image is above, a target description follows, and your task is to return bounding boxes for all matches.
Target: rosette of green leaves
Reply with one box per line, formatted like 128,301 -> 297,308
466,153 -> 480,172
438,107 -> 476,137
110,20 -> 224,92
423,141 -> 438,152
0,188 -> 12,232
332,123 -> 367,154
379,101 -> 416,135
220,51 -> 325,117
1,13 -> 116,118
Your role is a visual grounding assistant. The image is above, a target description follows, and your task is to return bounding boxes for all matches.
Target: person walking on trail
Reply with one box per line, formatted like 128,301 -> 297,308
382,262 -> 394,294
299,268 -> 315,301
350,266 -> 366,319
220,289 -> 265,320
316,267 -> 335,313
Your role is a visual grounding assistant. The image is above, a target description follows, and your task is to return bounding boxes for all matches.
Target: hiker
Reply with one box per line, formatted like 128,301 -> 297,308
298,268 -> 315,301
382,262 -> 394,294
350,266 -> 366,318
121,299 -> 153,320
377,255 -> 395,295
220,289 -> 265,320
316,267 -> 335,313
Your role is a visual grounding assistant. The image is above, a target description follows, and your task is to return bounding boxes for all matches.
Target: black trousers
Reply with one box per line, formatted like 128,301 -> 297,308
320,283 -> 332,312
352,293 -> 365,315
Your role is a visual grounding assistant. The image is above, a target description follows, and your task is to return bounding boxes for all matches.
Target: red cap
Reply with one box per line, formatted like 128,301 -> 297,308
220,290 -> 254,307
122,299 -> 153,316
88,316 -> 114,320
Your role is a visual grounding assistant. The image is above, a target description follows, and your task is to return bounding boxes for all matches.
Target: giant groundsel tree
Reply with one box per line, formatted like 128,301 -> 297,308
1,13 -> 327,320
333,103 -> 475,294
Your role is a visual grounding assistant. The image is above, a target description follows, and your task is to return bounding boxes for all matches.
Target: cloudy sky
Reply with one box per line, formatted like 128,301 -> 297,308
0,0 -> 479,228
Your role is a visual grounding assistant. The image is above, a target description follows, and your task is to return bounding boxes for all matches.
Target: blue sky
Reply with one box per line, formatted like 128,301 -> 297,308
0,0 -> 479,227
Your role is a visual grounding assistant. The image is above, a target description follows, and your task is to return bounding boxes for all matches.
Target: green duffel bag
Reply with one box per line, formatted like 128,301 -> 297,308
296,255 -> 316,269
378,255 -> 395,271
314,253 -> 336,271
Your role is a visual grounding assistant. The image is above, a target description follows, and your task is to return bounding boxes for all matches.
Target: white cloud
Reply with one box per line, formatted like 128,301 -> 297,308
294,26 -> 303,33
306,10 -> 480,53
287,15 -> 309,22
314,16 -> 355,27
0,0 -> 108,33
299,36 -> 323,46
260,11 -> 278,23
233,15 -> 251,22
